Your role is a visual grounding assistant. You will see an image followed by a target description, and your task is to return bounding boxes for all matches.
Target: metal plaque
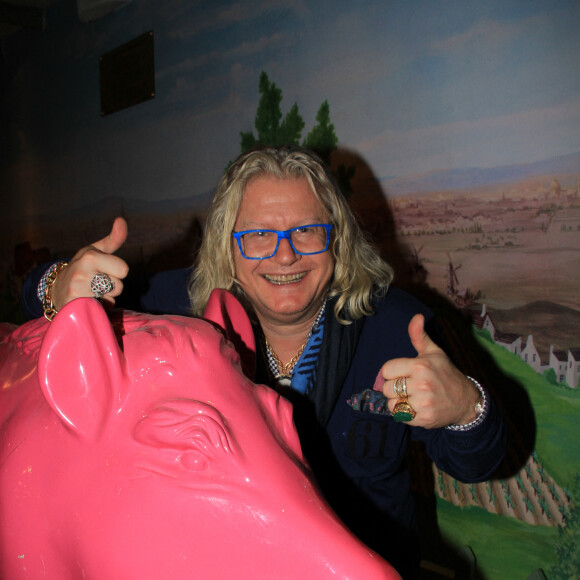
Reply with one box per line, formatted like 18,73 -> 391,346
99,31 -> 155,116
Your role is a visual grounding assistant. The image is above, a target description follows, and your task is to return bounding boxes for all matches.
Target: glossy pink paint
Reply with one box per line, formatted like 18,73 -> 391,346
0,291 -> 398,579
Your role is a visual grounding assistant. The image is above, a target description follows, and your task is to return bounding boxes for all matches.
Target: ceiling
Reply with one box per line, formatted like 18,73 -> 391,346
0,0 -> 58,40
0,0 -> 133,41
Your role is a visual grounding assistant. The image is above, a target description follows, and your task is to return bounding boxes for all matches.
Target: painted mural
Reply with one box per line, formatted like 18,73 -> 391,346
2,1 -> 579,578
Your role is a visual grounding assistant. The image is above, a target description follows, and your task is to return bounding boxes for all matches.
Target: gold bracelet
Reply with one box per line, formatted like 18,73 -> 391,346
42,261 -> 69,321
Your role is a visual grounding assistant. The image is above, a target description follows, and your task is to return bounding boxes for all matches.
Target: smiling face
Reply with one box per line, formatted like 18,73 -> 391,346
233,176 -> 335,329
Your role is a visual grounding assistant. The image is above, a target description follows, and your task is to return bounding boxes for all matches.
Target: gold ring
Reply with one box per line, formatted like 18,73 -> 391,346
394,376 -> 408,398
393,396 -> 416,422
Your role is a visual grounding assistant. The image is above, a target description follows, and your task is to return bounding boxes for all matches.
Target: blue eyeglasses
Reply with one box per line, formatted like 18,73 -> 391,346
232,224 -> 333,260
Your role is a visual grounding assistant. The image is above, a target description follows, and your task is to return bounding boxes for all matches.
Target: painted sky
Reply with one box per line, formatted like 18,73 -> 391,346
3,0 -> 580,212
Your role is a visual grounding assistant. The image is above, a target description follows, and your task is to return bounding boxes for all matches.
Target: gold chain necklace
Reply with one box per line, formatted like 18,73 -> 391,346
264,336 -> 308,377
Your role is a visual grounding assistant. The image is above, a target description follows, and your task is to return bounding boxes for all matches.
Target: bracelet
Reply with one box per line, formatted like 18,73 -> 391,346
445,376 -> 488,432
42,261 -> 69,322
37,263 -> 58,302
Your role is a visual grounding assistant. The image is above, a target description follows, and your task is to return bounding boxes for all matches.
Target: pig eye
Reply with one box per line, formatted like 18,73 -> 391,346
134,399 -> 239,472
180,450 -> 210,472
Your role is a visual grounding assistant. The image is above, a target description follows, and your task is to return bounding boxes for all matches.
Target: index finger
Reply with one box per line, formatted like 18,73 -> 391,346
88,251 -> 129,281
376,358 -> 415,392
372,364 -> 412,401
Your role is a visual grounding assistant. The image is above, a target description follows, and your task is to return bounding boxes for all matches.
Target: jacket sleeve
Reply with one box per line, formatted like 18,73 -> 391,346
365,289 -> 507,483
410,394 -> 507,482
411,310 -> 507,483
136,268 -> 193,316
21,261 -> 59,320
21,263 -> 193,320
408,305 -> 508,482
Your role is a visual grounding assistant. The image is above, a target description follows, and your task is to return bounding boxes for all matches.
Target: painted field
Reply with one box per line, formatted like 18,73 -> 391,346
431,329 -> 580,579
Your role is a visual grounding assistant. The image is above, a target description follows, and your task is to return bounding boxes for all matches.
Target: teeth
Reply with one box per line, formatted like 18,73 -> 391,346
264,272 -> 306,285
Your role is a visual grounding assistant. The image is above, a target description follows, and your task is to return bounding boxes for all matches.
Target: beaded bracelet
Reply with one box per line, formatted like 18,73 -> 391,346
42,261 -> 69,321
445,376 -> 488,432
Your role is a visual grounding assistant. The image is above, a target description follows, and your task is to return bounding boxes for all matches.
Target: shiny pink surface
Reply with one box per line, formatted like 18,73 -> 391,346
0,292 -> 398,579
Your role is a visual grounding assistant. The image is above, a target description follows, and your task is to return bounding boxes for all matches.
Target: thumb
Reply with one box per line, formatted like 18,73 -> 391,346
408,314 -> 439,356
92,217 -> 128,255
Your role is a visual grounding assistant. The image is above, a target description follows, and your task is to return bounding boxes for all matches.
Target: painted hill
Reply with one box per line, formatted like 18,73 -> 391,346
381,151 -> 580,196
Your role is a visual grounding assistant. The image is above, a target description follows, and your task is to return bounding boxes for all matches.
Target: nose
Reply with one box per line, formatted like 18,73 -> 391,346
274,238 -> 299,263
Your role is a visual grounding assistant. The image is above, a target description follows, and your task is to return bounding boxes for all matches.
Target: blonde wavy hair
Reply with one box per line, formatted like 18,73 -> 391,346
189,146 -> 393,323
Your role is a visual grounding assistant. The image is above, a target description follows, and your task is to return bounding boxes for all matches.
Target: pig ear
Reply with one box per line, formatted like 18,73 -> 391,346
38,298 -> 127,440
203,289 -> 256,378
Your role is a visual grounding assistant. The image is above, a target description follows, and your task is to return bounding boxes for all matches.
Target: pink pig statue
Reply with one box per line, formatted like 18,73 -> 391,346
0,291 -> 399,579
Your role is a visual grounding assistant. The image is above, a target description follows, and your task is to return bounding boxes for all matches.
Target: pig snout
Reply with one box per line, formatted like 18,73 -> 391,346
126,387 -> 399,578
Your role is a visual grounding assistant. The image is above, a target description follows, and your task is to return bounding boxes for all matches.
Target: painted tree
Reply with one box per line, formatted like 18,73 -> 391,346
302,100 -> 338,165
543,368 -> 559,386
240,72 -> 305,151
240,72 -> 353,196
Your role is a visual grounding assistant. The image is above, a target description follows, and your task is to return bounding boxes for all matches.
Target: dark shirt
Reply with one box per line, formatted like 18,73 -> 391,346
257,289 -> 505,578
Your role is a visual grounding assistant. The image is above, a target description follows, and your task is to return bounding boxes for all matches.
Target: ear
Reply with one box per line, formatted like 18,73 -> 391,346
38,298 -> 128,440
203,289 -> 256,378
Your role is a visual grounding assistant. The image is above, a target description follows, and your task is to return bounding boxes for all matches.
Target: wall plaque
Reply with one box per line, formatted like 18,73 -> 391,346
99,30 -> 154,116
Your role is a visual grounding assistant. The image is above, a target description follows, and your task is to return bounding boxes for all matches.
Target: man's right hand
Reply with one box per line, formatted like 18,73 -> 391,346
51,217 -> 129,310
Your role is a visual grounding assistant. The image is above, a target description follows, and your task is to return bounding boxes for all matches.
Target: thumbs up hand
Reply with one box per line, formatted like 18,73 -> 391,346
50,217 -> 130,310
375,314 -> 481,429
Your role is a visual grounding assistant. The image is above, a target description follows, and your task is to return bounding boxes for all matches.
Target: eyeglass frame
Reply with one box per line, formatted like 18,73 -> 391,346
232,224 -> 334,260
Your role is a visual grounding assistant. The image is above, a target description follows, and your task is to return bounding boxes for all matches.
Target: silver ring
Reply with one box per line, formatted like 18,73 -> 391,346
90,273 -> 114,298
394,376 -> 408,398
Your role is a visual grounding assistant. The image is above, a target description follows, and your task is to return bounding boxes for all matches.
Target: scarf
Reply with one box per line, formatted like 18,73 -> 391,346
255,296 -> 366,427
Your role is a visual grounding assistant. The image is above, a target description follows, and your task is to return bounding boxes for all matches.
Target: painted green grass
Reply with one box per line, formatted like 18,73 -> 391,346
436,500 -> 558,579
433,329 -> 579,579
474,330 -> 580,488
